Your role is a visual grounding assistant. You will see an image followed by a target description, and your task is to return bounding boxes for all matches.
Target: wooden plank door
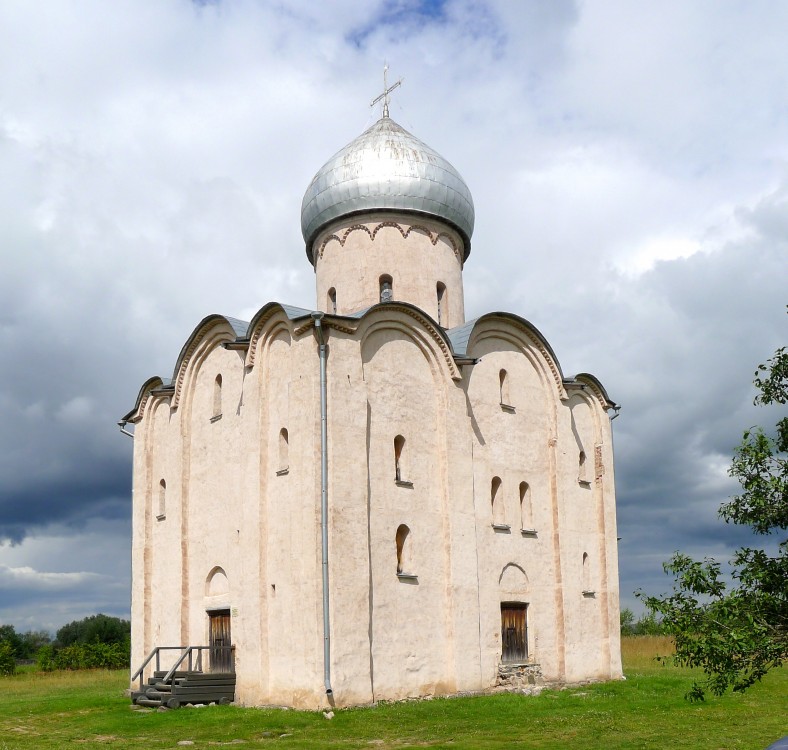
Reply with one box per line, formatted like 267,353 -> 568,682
209,610 -> 233,673
501,603 -> 528,663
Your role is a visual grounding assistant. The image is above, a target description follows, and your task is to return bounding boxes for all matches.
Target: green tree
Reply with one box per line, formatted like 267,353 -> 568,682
643,345 -> 787,700
19,630 -> 52,658
0,641 -> 15,675
620,607 -> 635,636
56,614 -> 130,647
0,625 -> 24,659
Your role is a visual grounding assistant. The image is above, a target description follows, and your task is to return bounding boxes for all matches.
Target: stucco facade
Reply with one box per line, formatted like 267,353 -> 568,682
124,114 -> 622,708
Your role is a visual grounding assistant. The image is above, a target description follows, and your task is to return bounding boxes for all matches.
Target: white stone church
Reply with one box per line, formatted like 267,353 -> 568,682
122,101 -> 623,709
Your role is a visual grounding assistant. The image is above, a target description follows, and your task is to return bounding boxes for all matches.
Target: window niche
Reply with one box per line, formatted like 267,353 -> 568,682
491,476 -> 509,530
157,479 -> 166,521
211,374 -> 223,422
276,428 -> 289,475
396,524 -> 416,580
379,274 -> 393,303
578,450 -> 590,486
327,287 -> 337,314
499,369 -> 514,412
394,435 -> 412,487
582,552 -> 595,596
436,282 -> 447,327
519,481 -> 536,535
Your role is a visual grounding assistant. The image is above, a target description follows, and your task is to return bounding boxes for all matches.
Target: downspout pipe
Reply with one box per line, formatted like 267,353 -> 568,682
117,420 -> 134,438
311,312 -> 333,697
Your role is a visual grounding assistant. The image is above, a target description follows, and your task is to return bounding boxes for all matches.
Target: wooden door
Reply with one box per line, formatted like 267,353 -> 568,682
208,610 -> 233,673
501,603 -> 528,663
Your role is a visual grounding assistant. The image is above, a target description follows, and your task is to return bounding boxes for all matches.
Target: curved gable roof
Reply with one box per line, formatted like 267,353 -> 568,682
446,312 -> 615,408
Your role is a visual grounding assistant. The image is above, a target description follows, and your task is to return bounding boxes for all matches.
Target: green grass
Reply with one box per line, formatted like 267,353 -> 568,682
1,638 -> 785,749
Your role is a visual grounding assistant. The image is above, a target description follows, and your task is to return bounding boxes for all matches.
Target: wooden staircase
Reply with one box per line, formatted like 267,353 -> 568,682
131,646 -> 235,709
131,670 -> 236,709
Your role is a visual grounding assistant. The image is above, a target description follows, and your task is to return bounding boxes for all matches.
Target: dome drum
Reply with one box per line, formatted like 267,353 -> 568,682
313,212 -> 466,325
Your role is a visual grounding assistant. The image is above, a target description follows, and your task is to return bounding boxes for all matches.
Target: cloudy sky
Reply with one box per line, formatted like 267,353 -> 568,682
1,0 -> 785,635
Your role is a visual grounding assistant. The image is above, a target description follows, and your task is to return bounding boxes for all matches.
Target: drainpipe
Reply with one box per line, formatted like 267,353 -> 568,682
117,420 -> 134,438
311,312 -> 333,697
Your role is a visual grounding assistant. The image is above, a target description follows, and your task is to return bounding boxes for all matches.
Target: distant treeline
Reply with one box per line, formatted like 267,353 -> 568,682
620,607 -> 667,636
0,614 -> 130,674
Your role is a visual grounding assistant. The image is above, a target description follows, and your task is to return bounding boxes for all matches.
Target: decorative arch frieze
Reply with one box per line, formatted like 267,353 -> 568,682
258,321 -> 292,358
357,305 -> 461,382
246,306 -> 303,369
125,376 -> 165,424
468,318 -> 567,401
170,318 -> 239,410
573,373 -> 616,411
391,305 -> 461,381
315,220 -> 462,264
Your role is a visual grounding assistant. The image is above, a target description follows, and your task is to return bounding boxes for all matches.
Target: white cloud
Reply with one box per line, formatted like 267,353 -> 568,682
0,0 -> 785,628
0,564 -> 103,591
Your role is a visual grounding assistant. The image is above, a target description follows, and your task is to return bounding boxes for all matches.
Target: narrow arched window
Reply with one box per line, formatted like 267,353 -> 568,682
519,481 -> 531,530
491,476 -> 505,526
327,287 -> 337,314
379,274 -> 393,303
212,374 -> 222,419
582,552 -> 590,591
394,435 -> 406,482
436,282 -> 447,326
395,524 -> 411,574
499,369 -> 511,406
579,450 -> 587,482
278,428 -> 289,474
157,479 -> 166,520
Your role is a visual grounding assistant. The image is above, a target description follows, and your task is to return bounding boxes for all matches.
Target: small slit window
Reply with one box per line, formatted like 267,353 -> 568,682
436,282 -> 447,326
395,524 -> 412,575
519,481 -> 532,531
327,287 -> 337,314
277,428 -> 289,474
582,552 -> 592,593
212,374 -> 222,420
491,476 -> 506,526
157,479 -> 166,520
379,274 -> 393,303
394,435 -> 406,482
499,368 -> 512,407
579,450 -> 588,483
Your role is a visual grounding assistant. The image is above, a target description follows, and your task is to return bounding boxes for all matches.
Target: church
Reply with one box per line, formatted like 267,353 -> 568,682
122,91 -> 623,709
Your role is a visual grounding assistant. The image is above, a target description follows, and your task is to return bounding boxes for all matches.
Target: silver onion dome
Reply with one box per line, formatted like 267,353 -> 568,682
301,116 -> 475,263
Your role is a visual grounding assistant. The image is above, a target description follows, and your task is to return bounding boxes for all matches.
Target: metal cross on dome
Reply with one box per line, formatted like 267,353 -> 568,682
370,64 -> 403,118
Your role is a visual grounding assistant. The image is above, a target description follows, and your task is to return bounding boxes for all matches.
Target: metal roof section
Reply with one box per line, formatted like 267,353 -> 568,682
445,319 -> 478,357
301,116 -> 475,262
278,304 -> 315,321
446,313 -> 561,365
224,316 -> 251,338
